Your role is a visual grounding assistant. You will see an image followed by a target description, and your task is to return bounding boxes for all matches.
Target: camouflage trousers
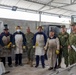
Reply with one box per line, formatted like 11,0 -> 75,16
61,47 -> 68,67
69,49 -> 76,65
58,47 -> 68,66
26,46 -> 35,61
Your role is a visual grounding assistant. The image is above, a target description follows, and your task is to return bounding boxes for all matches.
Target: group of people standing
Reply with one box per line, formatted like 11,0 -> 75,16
58,24 -> 76,68
0,23 -> 76,72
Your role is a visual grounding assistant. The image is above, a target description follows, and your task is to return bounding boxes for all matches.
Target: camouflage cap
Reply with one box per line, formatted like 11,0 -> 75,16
70,23 -> 76,26
61,25 -> 65,28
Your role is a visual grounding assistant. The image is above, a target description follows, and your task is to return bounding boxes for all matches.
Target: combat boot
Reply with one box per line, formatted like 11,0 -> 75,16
26,59 -> 30,64
30,61 -> 33,67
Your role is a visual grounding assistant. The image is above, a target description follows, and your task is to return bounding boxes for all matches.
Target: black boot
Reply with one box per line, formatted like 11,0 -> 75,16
35,65 -> 39,68
53,67 -> 56,71
8,64 -> 13,67
48,67 -> 53,70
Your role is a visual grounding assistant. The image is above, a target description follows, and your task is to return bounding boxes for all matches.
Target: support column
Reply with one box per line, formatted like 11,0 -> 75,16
39,11 -> 42,26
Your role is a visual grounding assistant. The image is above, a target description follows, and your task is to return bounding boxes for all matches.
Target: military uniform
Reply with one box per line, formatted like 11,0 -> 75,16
58,26 -> 69,67
0,24 -> 12,66
25,32 -> 34,66
68,32 -> 76,65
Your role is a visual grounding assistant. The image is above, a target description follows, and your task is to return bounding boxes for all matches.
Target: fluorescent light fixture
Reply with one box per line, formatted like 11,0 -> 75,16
12,6 -> 18,11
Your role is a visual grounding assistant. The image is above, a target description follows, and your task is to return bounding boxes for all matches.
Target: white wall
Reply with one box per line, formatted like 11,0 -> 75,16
0,18 -> 51,34
0,18 -> 70,34
0,18 -> 36,34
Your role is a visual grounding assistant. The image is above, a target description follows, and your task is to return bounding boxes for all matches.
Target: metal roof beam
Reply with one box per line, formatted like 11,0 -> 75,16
0,4 -> 70,17
59,2 -> 76,8
24,0 -> 54,11
48,5 -> 76,12
24,0 -> 47,5
15,0 -> 21,5
72,0 -> 76,3
0,1 -> 76,17
38,0 -> 54,11
24,0 -> 69,5
71,0 -> 76,4
46,2 -> 76,11
24,0 -> 76,8
52,2 -> 69,4
24,0 -> 76,13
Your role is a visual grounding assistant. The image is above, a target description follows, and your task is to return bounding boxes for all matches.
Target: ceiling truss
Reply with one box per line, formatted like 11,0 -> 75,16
0,0 -> 76,17
24,0 -> 76,13
38,0 -> 54,11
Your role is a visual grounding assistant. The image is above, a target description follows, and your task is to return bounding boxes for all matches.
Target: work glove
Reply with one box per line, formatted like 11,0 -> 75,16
7,42 -> 12,48
23,46 -> 26,49
33,46 -> 35,48
35,42 -> 38,46
12,45 -> 15,48
44,46 -> 47,50
56,50 -> 59,55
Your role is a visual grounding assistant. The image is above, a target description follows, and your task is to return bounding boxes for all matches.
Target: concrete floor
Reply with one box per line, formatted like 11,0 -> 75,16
5,58 -> 66,75
5,64 -> 50,75
6,65 -> 48,75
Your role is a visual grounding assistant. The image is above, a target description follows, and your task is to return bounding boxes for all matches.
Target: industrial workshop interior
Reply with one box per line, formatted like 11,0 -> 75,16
0,0 -> 76,75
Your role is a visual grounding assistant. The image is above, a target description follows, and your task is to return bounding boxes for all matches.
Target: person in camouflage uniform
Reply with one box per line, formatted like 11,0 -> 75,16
25,27 -> 34,67
68,23 -> 76,65
58,25 -> 69,67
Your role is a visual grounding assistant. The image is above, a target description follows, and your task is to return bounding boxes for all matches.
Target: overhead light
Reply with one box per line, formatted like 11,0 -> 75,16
12,6 -> 18,11
59,15 -> 61,18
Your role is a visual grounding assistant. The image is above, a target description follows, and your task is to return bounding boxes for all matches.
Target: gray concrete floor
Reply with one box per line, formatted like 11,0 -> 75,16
6,65 -> 48,75
5,64 -> 50,75
5,58 -> 66,75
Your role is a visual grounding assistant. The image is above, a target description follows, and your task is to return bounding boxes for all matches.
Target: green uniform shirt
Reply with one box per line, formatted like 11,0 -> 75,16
25,32 -> 34,47
58,32 -> 69,46
69,32 -> 76,47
